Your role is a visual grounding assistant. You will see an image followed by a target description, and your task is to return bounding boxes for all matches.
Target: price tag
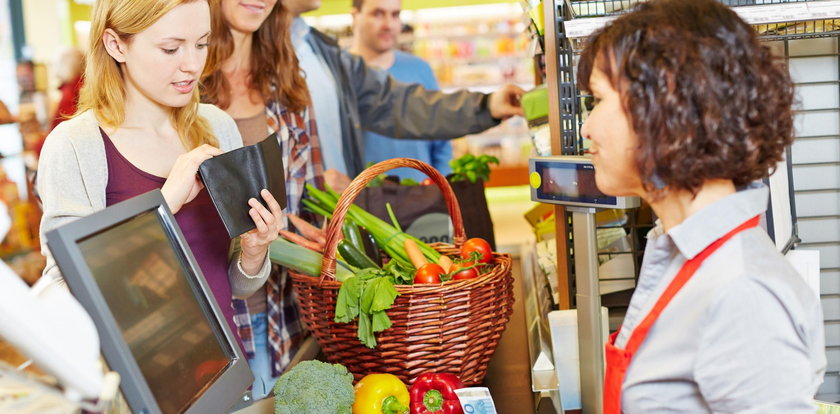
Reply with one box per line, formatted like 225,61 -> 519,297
735,3 -> 809,25
564,16 -> 615,39
562,1 -> 840,40
806,1 -> 840,20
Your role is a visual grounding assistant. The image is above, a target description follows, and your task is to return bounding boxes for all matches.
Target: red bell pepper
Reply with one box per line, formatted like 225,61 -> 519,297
409,373 -> 464,414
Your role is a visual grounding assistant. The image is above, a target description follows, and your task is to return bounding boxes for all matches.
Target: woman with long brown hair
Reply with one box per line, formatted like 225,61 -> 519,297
201,0 -> 323,398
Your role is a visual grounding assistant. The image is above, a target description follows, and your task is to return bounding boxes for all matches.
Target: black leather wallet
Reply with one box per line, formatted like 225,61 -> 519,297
198,133 -> 287,238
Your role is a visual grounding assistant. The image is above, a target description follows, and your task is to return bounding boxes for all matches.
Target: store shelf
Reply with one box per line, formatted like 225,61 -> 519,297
414,31 -> 525,41
563,0 -> 840,41
423,53 -> 529,64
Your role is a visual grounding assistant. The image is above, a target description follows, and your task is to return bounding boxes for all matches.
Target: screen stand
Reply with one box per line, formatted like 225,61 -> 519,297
570,207 -> 604,414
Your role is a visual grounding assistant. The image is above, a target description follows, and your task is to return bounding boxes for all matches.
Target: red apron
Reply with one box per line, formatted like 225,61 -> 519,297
603,215 -> 760,414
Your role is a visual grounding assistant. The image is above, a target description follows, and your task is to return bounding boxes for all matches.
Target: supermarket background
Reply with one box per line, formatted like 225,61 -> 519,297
0,0 -> 539,285
0,0 -> 839,411
0,0 -> 541,409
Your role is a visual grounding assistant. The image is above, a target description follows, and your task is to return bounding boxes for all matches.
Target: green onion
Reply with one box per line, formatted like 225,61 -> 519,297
305,184 -> 441,267
269,237 -> 354,282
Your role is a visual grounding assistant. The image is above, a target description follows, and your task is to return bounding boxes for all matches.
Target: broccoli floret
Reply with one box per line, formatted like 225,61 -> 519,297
273,360 -> 355,414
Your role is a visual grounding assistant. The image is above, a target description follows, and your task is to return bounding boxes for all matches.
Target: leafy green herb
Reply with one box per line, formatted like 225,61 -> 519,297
371,311 -> 392,332
382,258 -> 414,285
449,154 -> 500,183
334,276 -> 362,323
334,267 -> 401,348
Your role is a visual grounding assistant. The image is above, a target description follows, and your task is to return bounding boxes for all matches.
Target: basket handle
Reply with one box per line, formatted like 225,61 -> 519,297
319,158 -> 466,282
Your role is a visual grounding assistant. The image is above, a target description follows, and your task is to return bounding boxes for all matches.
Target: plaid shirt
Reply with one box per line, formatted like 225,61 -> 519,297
232,99 -> 325,376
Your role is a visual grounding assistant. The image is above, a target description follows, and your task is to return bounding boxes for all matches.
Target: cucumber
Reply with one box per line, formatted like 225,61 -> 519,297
337,240 -> 380,270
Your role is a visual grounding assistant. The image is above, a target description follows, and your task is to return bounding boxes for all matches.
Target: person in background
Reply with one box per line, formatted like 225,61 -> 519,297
201,0 -> 323,399
49,48 -> 85,131
36,0 -> 283,358
349,0 -> 451,181
282,0 -> 524,188
577,0 -> 825,412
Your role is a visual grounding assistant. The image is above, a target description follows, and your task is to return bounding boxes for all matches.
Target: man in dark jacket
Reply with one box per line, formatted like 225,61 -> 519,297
284,0 -> 525,183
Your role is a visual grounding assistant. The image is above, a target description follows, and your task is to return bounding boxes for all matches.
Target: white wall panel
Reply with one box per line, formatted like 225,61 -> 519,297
824,271 -> 840,295
797,84 -> 840,111
795,111 -> 840,137
796,191 -> 840,217
792,164 -> 840,191
790,56 -> 839,84
793,138 -> 840,164
799,218 -> 840,244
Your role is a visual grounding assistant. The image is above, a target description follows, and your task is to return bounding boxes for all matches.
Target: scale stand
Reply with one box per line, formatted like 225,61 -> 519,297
528,156 -> 640,414
569,207 -> 604,414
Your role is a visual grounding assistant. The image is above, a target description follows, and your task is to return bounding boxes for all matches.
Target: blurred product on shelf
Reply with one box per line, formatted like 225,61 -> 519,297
454,116 -> 530,166
414,21 -> 532,88
521,85 -> 551,156
16,105 -> 44,155
15,61 -> 50,127
0,167 -> 37,260
0,100 -> 13,124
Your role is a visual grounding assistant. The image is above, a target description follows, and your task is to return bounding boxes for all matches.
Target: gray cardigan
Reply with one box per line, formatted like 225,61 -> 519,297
36,104 -> 270,295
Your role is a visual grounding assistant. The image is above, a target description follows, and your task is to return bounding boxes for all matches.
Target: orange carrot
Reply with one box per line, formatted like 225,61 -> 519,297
404,239 -> 428,269
287,213 -> 327,245
279,229 -> 323,253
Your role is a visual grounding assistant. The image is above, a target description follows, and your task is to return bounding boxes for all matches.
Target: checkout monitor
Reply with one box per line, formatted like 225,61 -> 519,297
46,190 -> 252,414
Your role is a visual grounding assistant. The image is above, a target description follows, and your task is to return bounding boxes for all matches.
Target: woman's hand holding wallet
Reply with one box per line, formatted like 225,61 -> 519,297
238,189 -> 284,275
161,144 -> 223,214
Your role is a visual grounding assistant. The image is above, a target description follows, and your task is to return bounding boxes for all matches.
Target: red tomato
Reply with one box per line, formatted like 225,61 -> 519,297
421,178 -> 434,186
414,263 -> 444,284
450,262 -> 478,280
460,238 -> 492,264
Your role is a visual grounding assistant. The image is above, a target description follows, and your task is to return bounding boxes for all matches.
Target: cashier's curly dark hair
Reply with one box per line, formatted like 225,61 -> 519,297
577,0 -> 794,197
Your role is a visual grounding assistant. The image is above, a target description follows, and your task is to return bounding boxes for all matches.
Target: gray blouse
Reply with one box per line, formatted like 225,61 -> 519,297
616,183 -> 826,413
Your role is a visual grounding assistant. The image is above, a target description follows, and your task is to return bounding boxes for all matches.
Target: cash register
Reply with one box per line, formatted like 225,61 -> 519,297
47,190 -> 253,414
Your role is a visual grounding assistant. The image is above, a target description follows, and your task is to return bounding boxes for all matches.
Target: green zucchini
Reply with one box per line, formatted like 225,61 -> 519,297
337,239 -> 380,270
342,221 -> 364,251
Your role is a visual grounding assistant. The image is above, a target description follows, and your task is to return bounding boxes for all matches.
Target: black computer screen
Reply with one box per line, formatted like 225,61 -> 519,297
538,162 -> 617,205
77,211 -> 228,414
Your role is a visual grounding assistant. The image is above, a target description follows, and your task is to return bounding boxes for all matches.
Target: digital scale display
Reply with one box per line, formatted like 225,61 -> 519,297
529,156 -> 640,209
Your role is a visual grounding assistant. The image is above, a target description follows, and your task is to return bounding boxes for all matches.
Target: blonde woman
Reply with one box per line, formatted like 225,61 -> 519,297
36,0 -> 283,353
201,0 -> 323,398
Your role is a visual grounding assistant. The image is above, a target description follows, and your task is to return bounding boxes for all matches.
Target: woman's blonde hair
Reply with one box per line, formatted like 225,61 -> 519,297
77,0 -> 217,148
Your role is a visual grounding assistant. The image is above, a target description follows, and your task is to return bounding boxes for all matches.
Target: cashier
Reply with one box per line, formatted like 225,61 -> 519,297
577,0 -> 826,412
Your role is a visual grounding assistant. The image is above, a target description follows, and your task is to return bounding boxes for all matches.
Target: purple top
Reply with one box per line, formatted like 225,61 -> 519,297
101,129 -> 244,353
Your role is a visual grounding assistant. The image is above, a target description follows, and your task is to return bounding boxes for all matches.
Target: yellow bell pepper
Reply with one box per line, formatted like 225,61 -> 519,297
353,373 -> 410,414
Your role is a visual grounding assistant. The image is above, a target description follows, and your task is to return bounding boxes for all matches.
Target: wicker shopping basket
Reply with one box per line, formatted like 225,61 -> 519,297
289,158 -> 515,385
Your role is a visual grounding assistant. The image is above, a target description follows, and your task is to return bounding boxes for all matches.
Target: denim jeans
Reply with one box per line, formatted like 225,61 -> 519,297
247,312 -> 279,400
